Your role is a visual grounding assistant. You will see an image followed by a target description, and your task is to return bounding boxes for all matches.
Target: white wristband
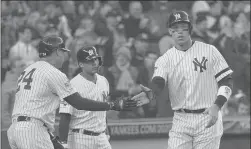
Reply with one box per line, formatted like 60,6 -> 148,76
106,134 -> 110,140
217,86 -> 232,100
62,143 -> 68,148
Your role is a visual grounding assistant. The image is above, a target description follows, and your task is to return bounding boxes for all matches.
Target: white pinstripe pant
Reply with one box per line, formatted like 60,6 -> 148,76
68,130 -> 112,149
167,111 -> 223,149
7,120 -> 54,149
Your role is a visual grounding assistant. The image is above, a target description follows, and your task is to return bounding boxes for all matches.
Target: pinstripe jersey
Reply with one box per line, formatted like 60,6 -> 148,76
59,73 -> 109,132
12,61 -> 76,132
153,41 -> 233,110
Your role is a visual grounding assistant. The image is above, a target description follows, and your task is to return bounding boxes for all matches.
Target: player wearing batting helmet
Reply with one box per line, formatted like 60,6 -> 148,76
7,35 -> 138,149
72,46 -> 103,77
76,46 -> 103,71
167,10 -> 193,46
132,10 -> 234,149
59,46 -> 113,149
168,11 -> 192,30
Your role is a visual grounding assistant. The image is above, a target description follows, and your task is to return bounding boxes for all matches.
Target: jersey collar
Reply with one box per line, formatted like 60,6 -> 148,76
175,40 -> 196,52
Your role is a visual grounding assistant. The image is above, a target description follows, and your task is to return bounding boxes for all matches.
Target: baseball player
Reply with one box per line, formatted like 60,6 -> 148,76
132,11 -> 234,149
7,35 -> 138,149
58,46 -> 111,149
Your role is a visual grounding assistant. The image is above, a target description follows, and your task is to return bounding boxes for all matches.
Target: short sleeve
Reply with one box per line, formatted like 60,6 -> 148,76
59,100 -> 73,115
211,46 -> 233,82
47,69 -> 76,99
152,56 -> 168,82
104,78 -> 110,95
102,77 -> 110,102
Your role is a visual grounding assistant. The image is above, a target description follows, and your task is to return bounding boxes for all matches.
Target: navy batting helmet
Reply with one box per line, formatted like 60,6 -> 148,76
77,46 -> 102,66
167,11 -> 192,32
38,35 -> 70,58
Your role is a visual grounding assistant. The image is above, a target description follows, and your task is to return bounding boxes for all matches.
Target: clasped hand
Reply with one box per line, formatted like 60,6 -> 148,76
110,84 -> 153,111
110,95 -> 137,111
130,84 -> 152,106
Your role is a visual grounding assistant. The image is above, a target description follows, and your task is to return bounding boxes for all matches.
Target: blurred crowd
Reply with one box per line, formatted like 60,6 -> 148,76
1,1 -> 250,128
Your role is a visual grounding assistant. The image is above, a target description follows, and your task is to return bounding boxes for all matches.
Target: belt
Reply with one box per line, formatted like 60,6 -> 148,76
72,129 -> 105,136
175,108 -> 206,114
16,116 -> 47,127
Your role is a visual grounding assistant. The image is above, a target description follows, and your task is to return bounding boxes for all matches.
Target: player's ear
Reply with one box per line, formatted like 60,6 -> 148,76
189,26 -> 193,34
78,62 -> 84,68
55,48 -> 64,58
56,48 -> 60,56
168,28 -> 173,36
48,49 -> 57,58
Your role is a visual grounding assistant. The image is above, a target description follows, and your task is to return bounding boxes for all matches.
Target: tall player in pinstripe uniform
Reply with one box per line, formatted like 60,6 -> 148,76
7,36 -> 137,149
132,11 -> 234,149
59,46 -> 112,149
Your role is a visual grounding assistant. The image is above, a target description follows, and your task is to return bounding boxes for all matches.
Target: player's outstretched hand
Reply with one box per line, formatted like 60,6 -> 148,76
109,96 -> 137,111
131,92 -> 150,106
203,104 -> 220,128
131,84 -> 153,106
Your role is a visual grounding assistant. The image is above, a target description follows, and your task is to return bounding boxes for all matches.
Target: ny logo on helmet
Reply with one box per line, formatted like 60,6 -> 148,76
40,53 -> 46,56
174,13 -> 181,20
88,50 -> 94,56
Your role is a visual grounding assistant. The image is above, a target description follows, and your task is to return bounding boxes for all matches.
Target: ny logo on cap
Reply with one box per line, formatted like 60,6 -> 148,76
174,13 -> 181,20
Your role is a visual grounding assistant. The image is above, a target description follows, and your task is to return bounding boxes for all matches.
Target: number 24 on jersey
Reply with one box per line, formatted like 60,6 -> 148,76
16,68 -> 36,93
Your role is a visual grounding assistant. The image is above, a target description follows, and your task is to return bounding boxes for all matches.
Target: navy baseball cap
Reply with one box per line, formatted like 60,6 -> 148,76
38,35 -> 70,57
42,36 -> 70,51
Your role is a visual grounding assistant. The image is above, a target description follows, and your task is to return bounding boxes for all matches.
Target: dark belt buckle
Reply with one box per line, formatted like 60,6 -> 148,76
24,116 -> 31,121
72,129 -> 79,133
17,116 -> 30,121
86,130 -> 98,136
85,130 -> 100,136
180,109 -> 185,113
